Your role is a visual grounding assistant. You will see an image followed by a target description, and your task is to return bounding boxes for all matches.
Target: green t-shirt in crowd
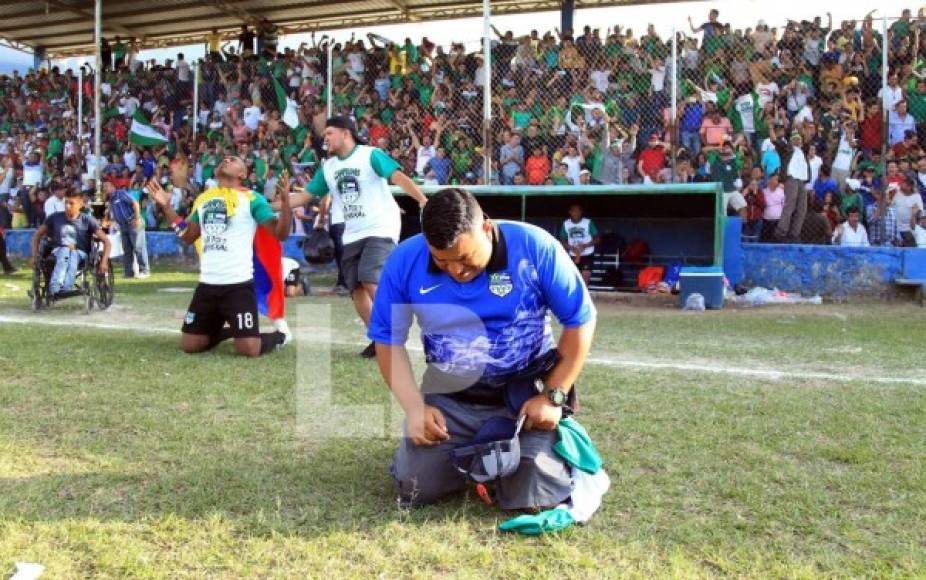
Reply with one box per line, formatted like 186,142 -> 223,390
283,144 -> 300,164
512,110 -> 532,130
200,154 -> 217,181
710,155 -> 741,193
907,90 -> 926,123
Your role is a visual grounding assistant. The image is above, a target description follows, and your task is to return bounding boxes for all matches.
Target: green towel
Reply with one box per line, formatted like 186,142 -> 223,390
554,417 -> 603,474
498,508 -> 575,535
498,418 -> 605,535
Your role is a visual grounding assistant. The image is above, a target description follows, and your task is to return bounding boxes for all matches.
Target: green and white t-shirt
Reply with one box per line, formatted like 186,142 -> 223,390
189,188 -> 274,285
559,218 -> 599,256
308,145 -> 402,245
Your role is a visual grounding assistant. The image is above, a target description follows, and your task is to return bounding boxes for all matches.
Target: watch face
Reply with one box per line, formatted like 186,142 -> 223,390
548,389 -> 567,406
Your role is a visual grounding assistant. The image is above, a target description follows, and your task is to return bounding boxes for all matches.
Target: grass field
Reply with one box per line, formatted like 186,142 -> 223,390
1,263 -> 925,578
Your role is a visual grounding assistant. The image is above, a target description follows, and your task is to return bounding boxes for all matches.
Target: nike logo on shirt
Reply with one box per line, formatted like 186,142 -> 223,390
419,284 -> 442,295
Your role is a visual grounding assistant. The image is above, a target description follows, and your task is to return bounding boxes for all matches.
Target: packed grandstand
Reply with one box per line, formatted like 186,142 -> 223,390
2,7 -> 926,246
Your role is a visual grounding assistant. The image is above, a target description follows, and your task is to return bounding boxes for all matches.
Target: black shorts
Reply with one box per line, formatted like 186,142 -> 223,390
182,280 -> 260,338
341,236 -> 396,289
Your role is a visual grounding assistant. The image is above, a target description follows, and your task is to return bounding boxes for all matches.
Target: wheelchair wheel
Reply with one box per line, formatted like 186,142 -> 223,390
93,262 -> 115,310
29,265 -> 44,311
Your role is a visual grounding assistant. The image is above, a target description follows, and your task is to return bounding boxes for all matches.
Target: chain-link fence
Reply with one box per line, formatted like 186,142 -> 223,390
471,11 -> 924,246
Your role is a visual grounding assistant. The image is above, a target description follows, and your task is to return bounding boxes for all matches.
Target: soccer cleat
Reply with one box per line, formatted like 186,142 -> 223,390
136,271 -> 151,279
360,341 -> 376,358
272,319 -> 293,346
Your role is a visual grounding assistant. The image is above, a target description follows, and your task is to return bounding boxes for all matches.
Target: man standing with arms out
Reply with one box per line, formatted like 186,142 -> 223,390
774,132 -> 810,243
369,189 -> 597,511
146,158 -> 291,357
287,116 -> 427,357
559,203 -> 600,286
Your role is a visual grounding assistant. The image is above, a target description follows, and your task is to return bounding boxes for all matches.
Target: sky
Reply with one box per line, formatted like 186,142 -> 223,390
0,0 -> 920,74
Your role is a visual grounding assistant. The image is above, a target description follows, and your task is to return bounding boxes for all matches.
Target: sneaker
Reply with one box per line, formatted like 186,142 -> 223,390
272,318 -> 293,346
137,271 -> 151,279
335,284 -> 350,296
360,341 -> 376,358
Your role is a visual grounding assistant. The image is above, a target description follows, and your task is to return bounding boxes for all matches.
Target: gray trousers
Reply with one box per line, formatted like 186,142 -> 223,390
391,393 -> 573,510
832,168 -> 850,194
776,177 -> 808,241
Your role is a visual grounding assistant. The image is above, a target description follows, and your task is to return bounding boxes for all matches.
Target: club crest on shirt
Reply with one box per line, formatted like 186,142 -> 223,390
201,198 -> 229,235
488,272 -> 513,297
184,311 -> 195,325
337,175 -> 361,204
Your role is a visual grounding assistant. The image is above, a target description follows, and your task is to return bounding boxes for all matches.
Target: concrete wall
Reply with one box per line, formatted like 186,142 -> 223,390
7,228 -> 925,297
741,243 -> 921,297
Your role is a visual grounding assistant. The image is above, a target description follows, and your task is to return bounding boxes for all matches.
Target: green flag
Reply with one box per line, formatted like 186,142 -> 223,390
129,110 -> 168,146
273,76 -> 300,129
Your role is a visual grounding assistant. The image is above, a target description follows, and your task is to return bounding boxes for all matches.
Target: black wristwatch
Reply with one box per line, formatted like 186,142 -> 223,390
544,387 -> 568,407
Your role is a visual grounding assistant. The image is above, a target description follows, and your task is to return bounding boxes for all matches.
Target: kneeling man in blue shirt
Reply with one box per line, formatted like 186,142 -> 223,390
369,188 -> 597,510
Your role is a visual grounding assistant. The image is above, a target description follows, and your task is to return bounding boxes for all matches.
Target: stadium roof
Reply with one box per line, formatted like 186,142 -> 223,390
1,0 -> 698,59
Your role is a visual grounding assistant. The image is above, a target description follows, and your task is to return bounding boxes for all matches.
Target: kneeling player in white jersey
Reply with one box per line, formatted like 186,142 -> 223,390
147,157 -> 291,357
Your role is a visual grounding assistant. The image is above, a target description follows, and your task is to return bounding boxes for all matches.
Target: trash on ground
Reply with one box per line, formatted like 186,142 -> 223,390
11,563 -> 45,580
734,287 -> 823,306
683,293 -> 706,311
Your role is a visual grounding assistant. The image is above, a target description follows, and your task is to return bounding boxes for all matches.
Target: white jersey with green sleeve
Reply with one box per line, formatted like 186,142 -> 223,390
308,144 -> 402,245
559,218 -> 599,256
188,188 -> 275,285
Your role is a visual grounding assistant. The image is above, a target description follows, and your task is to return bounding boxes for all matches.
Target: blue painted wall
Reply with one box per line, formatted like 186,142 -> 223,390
741,243 -> 925,297
4,230 -> 310,264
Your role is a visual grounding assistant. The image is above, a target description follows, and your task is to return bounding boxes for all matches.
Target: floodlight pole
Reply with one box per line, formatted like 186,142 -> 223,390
880,16 -> 888,244
482,0 -> 492,185
326,42 -> 333,117
77,66 -> 83,145
192,61 -> 199,139
671,26 -> 678,181
94,0 -> 102,201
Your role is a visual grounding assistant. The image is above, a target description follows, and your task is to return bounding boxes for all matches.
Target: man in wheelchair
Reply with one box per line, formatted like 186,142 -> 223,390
30,189 -> 110,297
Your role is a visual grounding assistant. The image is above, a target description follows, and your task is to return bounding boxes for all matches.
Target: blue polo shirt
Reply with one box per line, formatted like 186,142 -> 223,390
369,221 -> 596,379
813,177 -> 839,203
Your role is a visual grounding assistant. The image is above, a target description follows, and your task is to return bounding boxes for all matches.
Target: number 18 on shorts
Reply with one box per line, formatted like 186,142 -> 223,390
181,281 -> 261,338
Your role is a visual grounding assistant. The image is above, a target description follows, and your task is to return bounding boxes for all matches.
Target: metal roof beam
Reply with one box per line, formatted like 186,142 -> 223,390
204,0 -> 258,24
0,37 -> 36,55
386,0 -> 410,17
38,0 -> 704,57
43,0 -> 143,39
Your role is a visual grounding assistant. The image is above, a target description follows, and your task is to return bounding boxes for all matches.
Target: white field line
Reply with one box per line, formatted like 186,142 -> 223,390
1,314 -> 923,386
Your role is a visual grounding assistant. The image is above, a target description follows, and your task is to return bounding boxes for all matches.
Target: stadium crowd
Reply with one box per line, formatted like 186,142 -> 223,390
3,9 -> 926,248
